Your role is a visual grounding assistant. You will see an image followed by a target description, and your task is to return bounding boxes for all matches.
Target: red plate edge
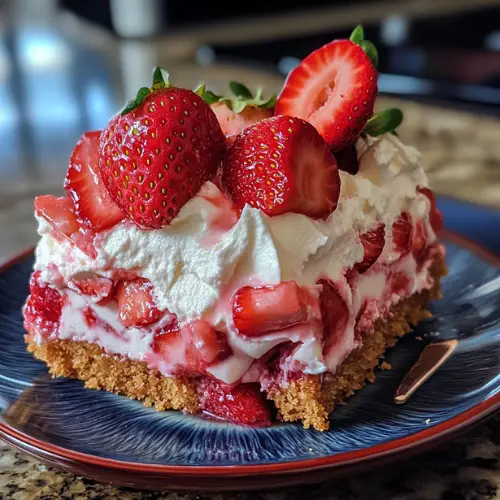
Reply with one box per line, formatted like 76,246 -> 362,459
0,230 -> 498,479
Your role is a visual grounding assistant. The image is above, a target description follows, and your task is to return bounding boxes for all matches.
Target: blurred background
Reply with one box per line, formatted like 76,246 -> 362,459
1,0 -> 500,260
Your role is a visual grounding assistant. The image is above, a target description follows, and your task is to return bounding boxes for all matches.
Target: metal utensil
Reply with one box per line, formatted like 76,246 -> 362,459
394,339 -> 458,404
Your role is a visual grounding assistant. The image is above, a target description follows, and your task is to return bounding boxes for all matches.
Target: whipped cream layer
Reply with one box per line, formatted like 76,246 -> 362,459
33,133 -> 441,383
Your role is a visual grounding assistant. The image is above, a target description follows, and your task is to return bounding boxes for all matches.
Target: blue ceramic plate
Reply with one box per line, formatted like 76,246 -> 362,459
0,197 -> 499,491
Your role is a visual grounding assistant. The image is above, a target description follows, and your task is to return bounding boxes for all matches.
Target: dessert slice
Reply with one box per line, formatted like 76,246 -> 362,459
24,27 -> 446,430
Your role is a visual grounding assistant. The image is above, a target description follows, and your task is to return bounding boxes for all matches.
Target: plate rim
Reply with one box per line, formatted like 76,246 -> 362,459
1,230 -> 499,477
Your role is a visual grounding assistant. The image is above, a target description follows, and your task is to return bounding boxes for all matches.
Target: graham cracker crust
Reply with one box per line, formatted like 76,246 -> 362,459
26,256 -> 447,431
269,257 -> 447,430
26,338 -> 199,414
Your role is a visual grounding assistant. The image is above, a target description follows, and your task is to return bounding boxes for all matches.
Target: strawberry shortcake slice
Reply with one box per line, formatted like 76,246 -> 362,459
24,26 -> 446,431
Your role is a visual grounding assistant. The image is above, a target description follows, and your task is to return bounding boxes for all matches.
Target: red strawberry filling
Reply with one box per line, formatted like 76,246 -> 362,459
318,279 -> 349,357
418,187 -> 444,234
392,212 -> 413,255
412,219 -> 428,261
354,224 -> 385,273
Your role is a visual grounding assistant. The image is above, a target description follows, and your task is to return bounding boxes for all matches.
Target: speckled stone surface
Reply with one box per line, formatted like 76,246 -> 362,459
0,415 -> 499,499
0,99 -> 499,499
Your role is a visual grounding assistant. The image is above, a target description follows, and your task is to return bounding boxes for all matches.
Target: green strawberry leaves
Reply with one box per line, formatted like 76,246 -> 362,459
349,24 -> 378,68
364,108 -> 404,137
349,25 -> 364,45
122,87 -> 151,116
196,80 -> 276,113
194,84 -> 221,105
122,67 -> 171,116
359,40 -> 378,68
229,81 -> 253,100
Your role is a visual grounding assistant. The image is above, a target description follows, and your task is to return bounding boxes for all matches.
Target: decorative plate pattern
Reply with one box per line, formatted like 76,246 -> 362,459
0,198 -> 499,490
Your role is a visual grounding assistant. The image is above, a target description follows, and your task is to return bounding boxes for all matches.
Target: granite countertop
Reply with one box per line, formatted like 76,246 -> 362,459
0,98 -> 499,499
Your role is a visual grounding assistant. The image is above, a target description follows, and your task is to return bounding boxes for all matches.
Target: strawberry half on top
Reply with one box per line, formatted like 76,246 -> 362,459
99,68 -> 226,230
223,115 -> 340,219
275,26 -> 378,151
198,81 -> 275,141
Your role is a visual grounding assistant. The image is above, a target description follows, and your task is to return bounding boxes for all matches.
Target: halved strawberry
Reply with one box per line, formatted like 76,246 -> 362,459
275,40 -> 377,151
65,131 -> 124,232
71,275 -> 114,303
224,115 -> 340,219
34,195 -> 80,237
318,279 -> 349,356
232,281 -> 308,337
115,278 -> 162,327
199,378 -> 272,426
392,212 -> 412,255
412,219 -> 428,261
186,320 -> 231,365
418,187 -> 443,234
152,328 -> 184,364
354,224 -> 385,273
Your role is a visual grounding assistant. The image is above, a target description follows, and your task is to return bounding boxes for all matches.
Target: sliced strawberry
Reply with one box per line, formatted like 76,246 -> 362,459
334,145 -> 359,175
392,212 -> 412,255
34,195 -> 97,258
354,224 -> 385,273
211,102 -> 273,138
115,278 -> 162,327
418,187 -> 443,234
318,279 -> 349,356
153,320 -> 230,373
71,276 -> 114,303
224,115 -> 340,219
24,271 -> 63,336
275,40 -> 377,151
412,219 -> 428,261
186,320 -> 231,365
232,281 -> 308,337
34,195 -> 79,237
65,131 -> 124,232
152,328 -> 184,364
199,378 -> 272,426
70,226 -> 97,259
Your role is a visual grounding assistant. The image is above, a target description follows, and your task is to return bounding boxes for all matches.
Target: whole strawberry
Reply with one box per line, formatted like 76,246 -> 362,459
223,115 -> 340,219
99,68 -> 225,229
197,81 -> 275,140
